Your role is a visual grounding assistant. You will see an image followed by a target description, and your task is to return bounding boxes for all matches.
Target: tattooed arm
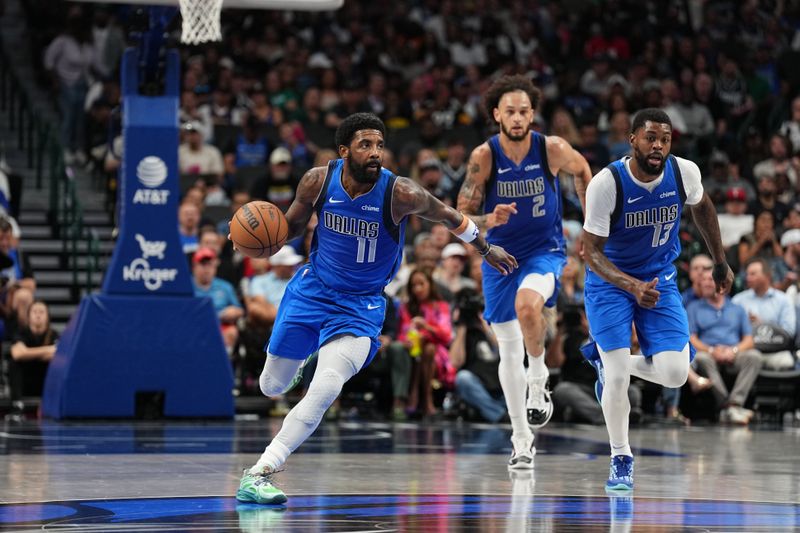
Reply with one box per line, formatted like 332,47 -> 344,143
689,193 -> 734,294
393,176 -> 517,275
583,230 -> 661,308
283,166 -> 327,241
546,135 -> 592,212
456,143 -> 517,231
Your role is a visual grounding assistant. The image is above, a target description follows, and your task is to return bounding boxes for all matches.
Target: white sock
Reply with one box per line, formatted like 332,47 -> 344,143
253,440 -> 290,473
527,350 -> 547,377
611,442 -> 633,458
598,347 -> 633,459
492,320 -> 532,440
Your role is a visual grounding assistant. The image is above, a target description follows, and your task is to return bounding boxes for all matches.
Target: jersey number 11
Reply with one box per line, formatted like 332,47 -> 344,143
356,237 -> 378,263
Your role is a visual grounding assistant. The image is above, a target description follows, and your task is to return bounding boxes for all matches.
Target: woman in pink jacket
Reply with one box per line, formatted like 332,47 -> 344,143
399,269 -> 454,417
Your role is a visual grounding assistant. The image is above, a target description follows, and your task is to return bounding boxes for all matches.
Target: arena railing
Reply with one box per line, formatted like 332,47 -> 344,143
0,45 -> 100,296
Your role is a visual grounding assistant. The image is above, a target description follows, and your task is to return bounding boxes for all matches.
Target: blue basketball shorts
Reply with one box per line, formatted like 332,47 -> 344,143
482,251 -> 566,324
584,267 -> 690,357
266,265 -> 383,367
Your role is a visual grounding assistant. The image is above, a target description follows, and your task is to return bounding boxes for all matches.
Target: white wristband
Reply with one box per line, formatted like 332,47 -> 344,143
454,218 -> 479,243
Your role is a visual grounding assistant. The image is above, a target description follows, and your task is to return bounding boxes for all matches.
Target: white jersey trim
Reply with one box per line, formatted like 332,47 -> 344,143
583,156 -> 703,238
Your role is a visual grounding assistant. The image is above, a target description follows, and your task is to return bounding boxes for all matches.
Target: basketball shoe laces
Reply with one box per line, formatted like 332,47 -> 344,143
527,374 -> 549,410
609,457 -> 633,483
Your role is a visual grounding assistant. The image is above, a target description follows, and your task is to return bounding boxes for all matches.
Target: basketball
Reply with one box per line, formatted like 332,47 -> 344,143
230,201 -> 288,258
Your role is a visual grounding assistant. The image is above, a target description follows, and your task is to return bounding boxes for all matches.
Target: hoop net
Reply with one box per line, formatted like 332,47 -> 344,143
179,0 -> 223,44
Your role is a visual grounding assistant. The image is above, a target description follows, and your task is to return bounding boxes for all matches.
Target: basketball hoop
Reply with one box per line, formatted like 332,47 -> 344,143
72,0 -> 344,45
179,0 -> 223,44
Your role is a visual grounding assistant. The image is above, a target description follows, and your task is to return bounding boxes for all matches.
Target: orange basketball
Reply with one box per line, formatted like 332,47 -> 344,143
230,201 -> 288,258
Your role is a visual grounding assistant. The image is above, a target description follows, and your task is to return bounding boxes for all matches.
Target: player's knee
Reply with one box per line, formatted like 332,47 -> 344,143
296,368 -> 345,424
259,371 -> 287,397
514,300 -> 542,326
662,369 -> 688,388
656,355 -> 689,388
605,372 -> 630,393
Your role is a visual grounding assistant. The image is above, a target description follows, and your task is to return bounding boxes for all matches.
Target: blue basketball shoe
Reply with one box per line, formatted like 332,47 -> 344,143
605,455 -> 634,491
580,339 -> 604,403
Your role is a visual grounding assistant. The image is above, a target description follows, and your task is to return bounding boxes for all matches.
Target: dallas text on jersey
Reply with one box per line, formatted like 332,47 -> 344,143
496,177 -> 545,198
625,204 -> 679,229
323,211 -> 380,239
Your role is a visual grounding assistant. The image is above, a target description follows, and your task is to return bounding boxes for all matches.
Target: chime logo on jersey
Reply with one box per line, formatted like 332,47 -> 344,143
133,156 -> 170,205
122,233 -> 178,291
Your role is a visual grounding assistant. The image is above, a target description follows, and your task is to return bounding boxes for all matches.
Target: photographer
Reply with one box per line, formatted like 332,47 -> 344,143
449,288 -> 506,423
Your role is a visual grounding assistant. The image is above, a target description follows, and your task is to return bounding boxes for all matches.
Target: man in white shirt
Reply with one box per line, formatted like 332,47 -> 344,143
178,121 -> 225,183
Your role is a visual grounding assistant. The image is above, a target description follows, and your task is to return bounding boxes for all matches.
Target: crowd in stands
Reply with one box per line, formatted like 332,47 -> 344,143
13,0 -> 800,424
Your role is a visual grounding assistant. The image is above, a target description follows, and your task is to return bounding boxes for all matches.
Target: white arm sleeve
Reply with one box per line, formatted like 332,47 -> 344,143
676,156 -> 704,205
582,169 -> 617,238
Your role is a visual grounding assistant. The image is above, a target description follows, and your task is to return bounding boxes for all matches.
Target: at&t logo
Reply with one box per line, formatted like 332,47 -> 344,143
133,156 -> 170,205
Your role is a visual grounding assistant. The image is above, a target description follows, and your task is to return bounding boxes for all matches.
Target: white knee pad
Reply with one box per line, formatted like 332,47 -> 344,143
518,273 -> 555,302
290,335 -> 371,424
652,344 -> 691,388
491,319 -> 524,343
295,368 -> 345,424
259,353 -> 303,397
599,347 -> 632,392
491,319 -> 525,363
259,373 -> 284,397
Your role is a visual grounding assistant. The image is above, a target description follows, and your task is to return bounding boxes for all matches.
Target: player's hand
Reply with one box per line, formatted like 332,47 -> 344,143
483,244 -> 518,276
226,220 -> 238,251
634,278 -> 660,308
487,203 -> 517,229
712,262 -> 734,295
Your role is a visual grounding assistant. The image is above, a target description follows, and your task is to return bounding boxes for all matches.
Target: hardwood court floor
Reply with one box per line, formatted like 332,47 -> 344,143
1,419 -> 799,531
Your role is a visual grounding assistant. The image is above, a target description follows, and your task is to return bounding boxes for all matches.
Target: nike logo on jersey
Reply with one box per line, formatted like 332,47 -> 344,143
329,197 -> 345,203
497,167 -> 512,174
367,303 -> 381,310
665,272 -> 676,281
627,196 -> 644,204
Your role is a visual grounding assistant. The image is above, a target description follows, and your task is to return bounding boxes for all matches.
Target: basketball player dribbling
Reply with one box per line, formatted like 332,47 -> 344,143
234,113 -> 517,504
457,75 -> 592,469
581,108 -> 733,490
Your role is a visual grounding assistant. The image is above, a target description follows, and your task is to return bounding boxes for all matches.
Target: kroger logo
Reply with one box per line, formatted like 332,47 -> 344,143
122,234 -> 177,291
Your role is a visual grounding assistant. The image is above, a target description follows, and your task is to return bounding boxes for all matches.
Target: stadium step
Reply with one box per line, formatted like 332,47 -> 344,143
29,254 -> 111,271
34,270 -> 104,287
20,239 -> 116,254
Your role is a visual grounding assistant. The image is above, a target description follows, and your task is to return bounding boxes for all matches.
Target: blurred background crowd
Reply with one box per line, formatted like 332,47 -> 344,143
14,0 -> 800,426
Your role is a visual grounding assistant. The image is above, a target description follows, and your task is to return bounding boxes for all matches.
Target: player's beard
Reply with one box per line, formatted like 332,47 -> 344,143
349,158 -> 382,184
500,121 -> 530,142
634,148 -> 665,176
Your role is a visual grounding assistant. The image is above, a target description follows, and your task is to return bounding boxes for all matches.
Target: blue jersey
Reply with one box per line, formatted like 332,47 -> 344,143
600,155 -> 686,277
484,132 -> 565,259
310,160 -> 406,295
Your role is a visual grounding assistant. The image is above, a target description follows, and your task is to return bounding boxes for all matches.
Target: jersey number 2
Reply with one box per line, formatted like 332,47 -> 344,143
651,223 -> 674,247
532,195 -> 546,217
356,237 -> 377,263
